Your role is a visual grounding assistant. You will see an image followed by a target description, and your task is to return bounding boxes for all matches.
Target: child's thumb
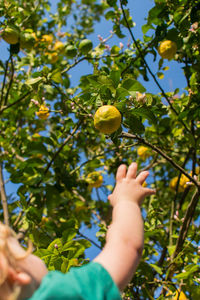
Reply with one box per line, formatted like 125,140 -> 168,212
144,188 -> 156,197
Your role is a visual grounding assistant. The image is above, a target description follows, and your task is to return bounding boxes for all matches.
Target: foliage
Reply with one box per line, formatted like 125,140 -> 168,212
0,0 -> 200,298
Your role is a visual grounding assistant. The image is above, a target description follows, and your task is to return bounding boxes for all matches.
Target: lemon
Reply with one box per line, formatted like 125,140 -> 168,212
173,290 -> 188,300
137,146 -> 150,160
167,290 -> 188,300
2,26 -> 19,44
94,105 -> 121,134
87,171 -> 103,188
41,34 -> 53,44
65,45 -> 77,58
36,105 -> 50,120
79,39 -> 93,54
20,31 -> 36,50
142,181 -> 147,187
54,41 -> 65,53
45,52 -> 59,63
32,133 -> 41,141
158,40 -> 177,59
169,175 -> 189,193
49,52 -> 59,63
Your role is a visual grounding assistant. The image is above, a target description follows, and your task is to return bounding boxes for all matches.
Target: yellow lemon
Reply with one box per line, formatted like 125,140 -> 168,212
158,40 -> 177,59
173,290 -> 188,300
94,105 -> 121,134
54,41 -> 65,53
137,146 -> 150,160
45,52 -> 59,63
169,175 -> 189,193
87,171 -> 103,188
49,52 -> 59,63
2,26 -> 19,44
41,34 -> 53,44
167,290 -> 188,300
142,181 -> 147,187
179,174 -> 189,188
32,133 -> 41,141
36,105 -> 50,120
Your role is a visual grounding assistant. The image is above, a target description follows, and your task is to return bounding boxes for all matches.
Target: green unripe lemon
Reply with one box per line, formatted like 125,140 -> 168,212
2,26 -> 19,44
20,31 -> 36,50
79,39 -> 93,54
65,45 -> 77,58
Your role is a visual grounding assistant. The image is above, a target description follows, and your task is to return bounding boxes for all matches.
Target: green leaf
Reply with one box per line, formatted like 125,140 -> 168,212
107,0 -> 117,7
125,114 -> 145,134
26,77 -> 42,85
131,107 -> 157,124
110,70 -> 121,88
174,265 -> 199,279
150,264 -> 162,275
116,87 -> 130,100
122,79 -> 146,92
105,10 -> 115,20
51,70 -> 63,84
167,245 -> 176,257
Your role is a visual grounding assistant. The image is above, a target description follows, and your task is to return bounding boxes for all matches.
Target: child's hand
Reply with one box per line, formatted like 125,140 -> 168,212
108,162 -> 155,207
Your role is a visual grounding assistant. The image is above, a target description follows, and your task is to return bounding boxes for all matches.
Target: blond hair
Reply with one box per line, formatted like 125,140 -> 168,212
0,222 -> 32,300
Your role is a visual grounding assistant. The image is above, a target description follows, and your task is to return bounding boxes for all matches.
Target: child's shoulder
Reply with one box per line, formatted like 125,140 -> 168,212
29,262 -> 121,300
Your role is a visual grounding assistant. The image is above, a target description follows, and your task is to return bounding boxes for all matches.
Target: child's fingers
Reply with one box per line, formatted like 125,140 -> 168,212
144,187 -> 156,197
116,164 -> 127,181
126,162 -> 137,179
136,171 -> 149,184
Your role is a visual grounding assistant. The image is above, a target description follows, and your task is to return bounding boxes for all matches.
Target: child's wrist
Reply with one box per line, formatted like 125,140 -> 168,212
114,199 -> 141,209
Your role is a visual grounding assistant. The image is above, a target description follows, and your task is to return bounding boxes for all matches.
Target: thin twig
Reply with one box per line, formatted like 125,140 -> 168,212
0,163 -> 9,225
36,121 -> 82,187
0,90 -> 32,115
78,230 -> 101,250
4,55 -> 14,106
169,150 -> 191,247
0,57 -> 10,107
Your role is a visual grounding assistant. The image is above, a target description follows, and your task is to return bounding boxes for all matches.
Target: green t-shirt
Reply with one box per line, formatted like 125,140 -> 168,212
29,262 -> 121,300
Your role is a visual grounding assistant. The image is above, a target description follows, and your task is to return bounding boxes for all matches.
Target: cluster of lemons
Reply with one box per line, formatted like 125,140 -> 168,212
1,25 -> 93,62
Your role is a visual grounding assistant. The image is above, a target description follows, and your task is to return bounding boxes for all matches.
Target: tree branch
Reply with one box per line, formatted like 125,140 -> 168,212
166,189 -> 200,281
0,163 -> 9,225
120,131 -> 199,188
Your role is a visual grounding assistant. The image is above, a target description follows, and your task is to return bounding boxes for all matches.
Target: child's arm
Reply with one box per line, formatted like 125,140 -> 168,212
94,162 -> 155,291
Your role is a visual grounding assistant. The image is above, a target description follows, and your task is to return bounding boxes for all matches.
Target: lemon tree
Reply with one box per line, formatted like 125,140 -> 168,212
0,0 -> 200,299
